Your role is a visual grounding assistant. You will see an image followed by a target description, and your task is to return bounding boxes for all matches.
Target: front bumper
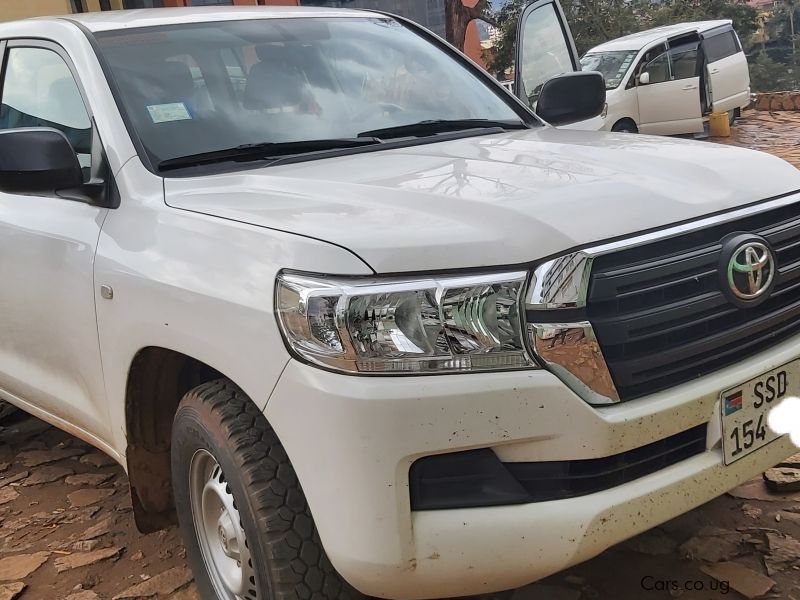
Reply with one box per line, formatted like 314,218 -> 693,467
263,333 -> 800,599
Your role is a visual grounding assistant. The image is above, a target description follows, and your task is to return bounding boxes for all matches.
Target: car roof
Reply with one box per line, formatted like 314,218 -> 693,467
31,6 -> 379,33
585,20 -> 733,53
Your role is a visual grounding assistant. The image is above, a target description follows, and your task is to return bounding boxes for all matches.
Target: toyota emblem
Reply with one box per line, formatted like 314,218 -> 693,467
721,236 -> 775,306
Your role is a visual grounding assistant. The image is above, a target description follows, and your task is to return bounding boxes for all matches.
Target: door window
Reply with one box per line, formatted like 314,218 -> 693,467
518,3 -> 575,107
704,31 -> 739,63
642,51 -> 671,84
0,47 -> 92,173
669,44 -> 699,80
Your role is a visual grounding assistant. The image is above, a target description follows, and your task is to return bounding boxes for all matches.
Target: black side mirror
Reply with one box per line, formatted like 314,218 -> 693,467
0,128 -> 83,196
535,71 -> 606,127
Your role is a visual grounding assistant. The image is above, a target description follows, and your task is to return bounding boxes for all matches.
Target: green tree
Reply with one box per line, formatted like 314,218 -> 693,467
748,50 -> 792,91
647,0 -> 759,38
486,0 -> 524,78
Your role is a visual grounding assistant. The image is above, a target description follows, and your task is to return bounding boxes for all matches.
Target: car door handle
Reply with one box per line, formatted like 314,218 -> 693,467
682,85 -> 698,90
710,68 -> 720,74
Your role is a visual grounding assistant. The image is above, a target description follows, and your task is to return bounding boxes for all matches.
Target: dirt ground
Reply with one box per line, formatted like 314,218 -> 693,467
3,109 -> 800,600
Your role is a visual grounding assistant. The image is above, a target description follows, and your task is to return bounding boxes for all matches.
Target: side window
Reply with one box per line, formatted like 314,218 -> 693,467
704,31 -> 739,63
643,51 -> 671,85
669,44 -> 699,80
0,47 -> 92,174
519,3 -> 575,107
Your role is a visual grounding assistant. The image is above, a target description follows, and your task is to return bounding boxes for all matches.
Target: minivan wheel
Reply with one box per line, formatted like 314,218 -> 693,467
611,119 -> 638,133
172,379 -> 367,600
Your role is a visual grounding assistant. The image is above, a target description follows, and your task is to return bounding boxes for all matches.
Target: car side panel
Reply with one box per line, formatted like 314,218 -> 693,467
637,77 -> 704,135
94,158 -> 375,462
709,51 -> 751,113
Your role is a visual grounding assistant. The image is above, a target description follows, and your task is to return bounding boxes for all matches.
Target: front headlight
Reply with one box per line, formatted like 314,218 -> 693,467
276,270 -> 536,374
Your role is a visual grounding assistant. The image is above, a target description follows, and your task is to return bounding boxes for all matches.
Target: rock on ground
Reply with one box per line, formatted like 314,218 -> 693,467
764,467 -> 800,492
679,527 -> 744,562
167,584 -> 200,600
701,562 -> 775,599
0,488 -> 18,507
625,528 -> 678,556
112,566 -> 193,599
0,472 -> 28,489
0,583 -> 24,600
54,546 -> 122,573
16,448 -> 83,467
80,515 -> 114,541
0,552 -> 49,581
65,473 -> 114,487
728,479 -> 800,502
79,453 -> 117,469
764,532 -> 800,575
65,592 -> 100,600
20,465 -> 73,487
67,488 -> 115,508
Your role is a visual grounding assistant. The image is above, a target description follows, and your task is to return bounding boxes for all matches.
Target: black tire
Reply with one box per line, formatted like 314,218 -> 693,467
611,119 -> 638,133
171,379 -> 367,600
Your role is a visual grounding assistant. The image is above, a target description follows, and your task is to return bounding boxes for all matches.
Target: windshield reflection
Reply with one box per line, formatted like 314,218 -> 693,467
96,17 -> 521,166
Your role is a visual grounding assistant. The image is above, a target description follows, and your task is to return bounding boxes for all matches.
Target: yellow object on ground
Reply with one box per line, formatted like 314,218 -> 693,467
709,111 -> 731,137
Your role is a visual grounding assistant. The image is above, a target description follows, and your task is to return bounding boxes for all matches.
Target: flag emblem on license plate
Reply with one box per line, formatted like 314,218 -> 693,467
724,391 -> 743,415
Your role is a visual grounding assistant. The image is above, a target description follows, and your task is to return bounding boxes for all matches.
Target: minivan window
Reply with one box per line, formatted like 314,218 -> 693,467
95,18 -> 523,169
669,43 -> 699,80
704,31 -> 739,63
0,47 -> 92,173
580,50 -> 637,89
643,51 -> 671,84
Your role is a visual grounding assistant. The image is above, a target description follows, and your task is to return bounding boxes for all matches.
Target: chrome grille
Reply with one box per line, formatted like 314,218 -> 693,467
587,199 -> 800,400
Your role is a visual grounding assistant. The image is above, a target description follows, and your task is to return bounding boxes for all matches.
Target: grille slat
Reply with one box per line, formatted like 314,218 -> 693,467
588,200 -> 800,400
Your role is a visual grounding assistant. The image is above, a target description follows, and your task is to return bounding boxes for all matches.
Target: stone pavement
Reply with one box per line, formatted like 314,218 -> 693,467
714,109 -> 800,170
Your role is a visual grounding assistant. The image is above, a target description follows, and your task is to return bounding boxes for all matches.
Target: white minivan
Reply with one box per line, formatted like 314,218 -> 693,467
530,19 -> 751,135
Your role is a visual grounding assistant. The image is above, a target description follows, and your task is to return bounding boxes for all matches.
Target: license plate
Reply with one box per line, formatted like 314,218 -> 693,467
720,361 -> 795,465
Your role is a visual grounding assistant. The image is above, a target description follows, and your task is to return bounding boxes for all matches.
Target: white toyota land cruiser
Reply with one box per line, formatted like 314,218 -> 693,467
1,3 -> 799,600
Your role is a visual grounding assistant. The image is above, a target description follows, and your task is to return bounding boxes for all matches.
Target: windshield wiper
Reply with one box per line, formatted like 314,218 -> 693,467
357,119 -> 529,140
158,137 -> 383,171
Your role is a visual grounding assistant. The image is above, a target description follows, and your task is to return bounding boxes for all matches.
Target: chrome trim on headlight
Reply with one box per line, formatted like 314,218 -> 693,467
528,252 -> 593,309
529,323 -> 620,404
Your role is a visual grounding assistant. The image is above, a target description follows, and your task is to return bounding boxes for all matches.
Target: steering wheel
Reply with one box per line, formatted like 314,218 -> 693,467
353,102 -> 405,122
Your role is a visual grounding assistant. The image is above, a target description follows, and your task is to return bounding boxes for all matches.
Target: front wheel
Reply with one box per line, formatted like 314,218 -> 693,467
171,379 -> 367,600
611,119 -> 638,133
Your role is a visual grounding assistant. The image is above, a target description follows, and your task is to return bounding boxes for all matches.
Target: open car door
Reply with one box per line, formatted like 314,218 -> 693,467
701,24 -> 750,114
514,0 -> 580,111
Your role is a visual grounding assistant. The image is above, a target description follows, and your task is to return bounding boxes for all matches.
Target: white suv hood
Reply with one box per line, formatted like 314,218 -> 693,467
165,128 -> 800,273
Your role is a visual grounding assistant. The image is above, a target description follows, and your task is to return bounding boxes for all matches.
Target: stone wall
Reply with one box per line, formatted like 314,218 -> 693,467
754,91 -> 800,111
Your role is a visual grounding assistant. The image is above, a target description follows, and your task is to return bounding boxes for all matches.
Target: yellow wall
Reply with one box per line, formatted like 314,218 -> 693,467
0,0 -> 74,21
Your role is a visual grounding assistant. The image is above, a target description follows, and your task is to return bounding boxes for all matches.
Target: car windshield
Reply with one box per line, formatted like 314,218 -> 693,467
95,17 -> 524,169
580,50 -> 638,89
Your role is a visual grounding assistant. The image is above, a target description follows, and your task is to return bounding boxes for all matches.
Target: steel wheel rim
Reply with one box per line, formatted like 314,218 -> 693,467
189,449 -> 257,600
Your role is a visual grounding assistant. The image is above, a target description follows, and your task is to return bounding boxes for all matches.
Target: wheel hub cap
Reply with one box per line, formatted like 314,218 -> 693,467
189,449 -> 257,600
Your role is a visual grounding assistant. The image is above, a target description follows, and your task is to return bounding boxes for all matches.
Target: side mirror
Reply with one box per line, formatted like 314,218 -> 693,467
0,128 -> 83,195
638,71 -> 651,85
535,71 -> 606,127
